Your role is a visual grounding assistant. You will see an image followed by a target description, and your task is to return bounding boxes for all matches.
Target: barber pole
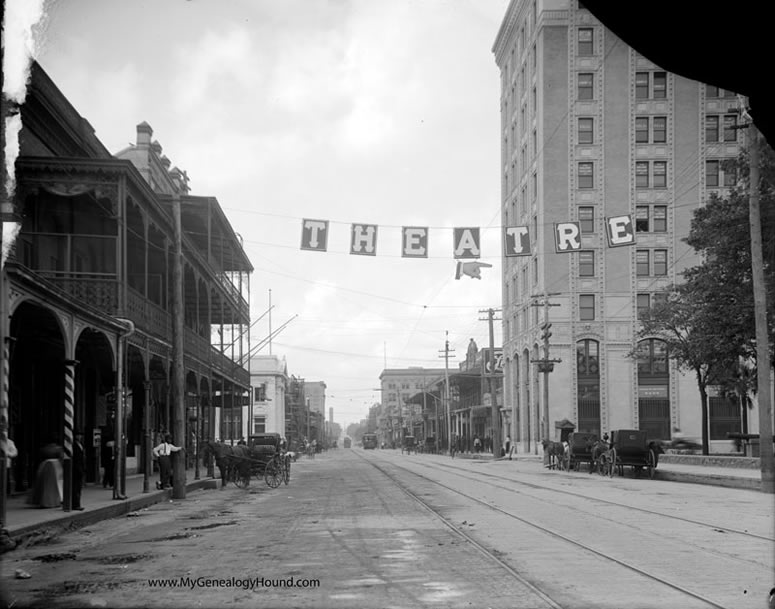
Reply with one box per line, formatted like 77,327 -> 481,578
63,360 -> 77,511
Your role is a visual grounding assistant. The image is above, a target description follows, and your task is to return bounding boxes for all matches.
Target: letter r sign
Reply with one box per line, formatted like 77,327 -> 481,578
554,222 -> 581,253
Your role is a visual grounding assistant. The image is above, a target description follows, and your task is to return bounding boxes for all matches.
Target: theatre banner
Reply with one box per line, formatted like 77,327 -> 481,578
299,214 -> 635,258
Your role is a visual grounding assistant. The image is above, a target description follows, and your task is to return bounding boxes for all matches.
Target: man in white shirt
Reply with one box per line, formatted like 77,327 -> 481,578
152,434 -> 183,490
2,435 -> 17,495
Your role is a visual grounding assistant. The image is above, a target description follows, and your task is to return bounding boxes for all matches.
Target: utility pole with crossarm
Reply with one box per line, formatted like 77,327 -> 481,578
531,293 -> 561,465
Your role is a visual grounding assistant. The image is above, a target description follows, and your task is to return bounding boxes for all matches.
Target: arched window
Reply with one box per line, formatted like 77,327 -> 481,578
576,339 -> 600,435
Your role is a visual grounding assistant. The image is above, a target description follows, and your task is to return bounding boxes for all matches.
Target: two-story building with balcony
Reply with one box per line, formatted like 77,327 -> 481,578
6,62 -> 252,493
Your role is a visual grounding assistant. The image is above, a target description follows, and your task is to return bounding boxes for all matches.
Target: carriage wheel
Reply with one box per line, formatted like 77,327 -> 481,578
234,467 -> 250,489
264,458 -> 283,488
595,455 -> 606,476
647,448 -> 656,480
608,448 -> 617,477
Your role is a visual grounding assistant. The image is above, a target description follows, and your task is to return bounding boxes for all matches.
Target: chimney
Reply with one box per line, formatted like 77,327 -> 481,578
160,155 -> 171,169
151,140 -> 162,155
136,121 -> 153,147
169,166 -> 190,194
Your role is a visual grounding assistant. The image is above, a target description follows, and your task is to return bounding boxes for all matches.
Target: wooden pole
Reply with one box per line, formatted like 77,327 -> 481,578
747,123 -> 774,493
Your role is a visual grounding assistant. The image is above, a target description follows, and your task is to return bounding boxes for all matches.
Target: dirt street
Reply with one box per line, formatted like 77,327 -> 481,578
1,449 -> 772,609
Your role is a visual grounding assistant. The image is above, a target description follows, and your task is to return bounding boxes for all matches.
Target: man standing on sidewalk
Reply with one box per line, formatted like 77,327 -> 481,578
71,433 -> 85,510
152,434 -> 183,490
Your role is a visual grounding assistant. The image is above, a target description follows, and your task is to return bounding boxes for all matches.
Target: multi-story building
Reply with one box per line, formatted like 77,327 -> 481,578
284,376 -> 306,449
378,368 -> 446,447
249,354 -> 288,436
7,62 -> 252,493
493,0 -> 746,454
304,381 -> 327,420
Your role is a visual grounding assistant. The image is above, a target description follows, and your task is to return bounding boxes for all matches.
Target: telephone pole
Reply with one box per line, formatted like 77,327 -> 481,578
746,120 -> 774,493
439,332 -> 455,454
479,308 -> 502,454
531,293 -> 561,465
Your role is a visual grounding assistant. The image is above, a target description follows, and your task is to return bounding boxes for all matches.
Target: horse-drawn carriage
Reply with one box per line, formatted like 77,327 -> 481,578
423,437 -> 437,454
567,432 -> 600,472
204,433 -> 290,489
402,435 -> 417,455
607,429 -> 659,479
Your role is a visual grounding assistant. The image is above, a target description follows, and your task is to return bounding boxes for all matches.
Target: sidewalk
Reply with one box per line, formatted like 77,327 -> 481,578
487,452 -> 764,491
447,447 -> 764,491
2,467 -> 219,547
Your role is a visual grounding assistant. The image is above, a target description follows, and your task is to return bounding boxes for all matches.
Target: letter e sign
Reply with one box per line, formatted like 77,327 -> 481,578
606,215 -> 635,247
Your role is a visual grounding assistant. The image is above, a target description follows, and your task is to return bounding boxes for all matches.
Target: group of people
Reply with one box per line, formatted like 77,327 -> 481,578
0,427 -> 186,512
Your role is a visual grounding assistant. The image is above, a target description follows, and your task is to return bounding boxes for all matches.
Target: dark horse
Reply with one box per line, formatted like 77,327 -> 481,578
541,439 -> 567,470
202,441 -> 252,488
588,438 -> 610,474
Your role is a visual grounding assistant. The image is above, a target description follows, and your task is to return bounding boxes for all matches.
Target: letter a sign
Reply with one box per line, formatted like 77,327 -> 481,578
453,227 -> 481,259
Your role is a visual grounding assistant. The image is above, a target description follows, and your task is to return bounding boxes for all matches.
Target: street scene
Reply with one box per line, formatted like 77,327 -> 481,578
2,448 -> 773,608
1,1 -> 775,608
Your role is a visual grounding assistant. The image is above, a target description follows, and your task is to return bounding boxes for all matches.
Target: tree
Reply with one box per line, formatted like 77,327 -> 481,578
639,140 -> 775,454
639,285 -> 742,455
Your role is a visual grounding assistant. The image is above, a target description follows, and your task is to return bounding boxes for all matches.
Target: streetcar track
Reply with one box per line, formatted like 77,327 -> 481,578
358,451 -> 730,609
405,457 -> 766,569
359,454 -> 563,609
421,458 -> 774,543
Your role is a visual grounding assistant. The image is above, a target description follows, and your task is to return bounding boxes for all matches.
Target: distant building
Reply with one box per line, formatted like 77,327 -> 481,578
249,355 -> 287,436
378,368 -> 446,447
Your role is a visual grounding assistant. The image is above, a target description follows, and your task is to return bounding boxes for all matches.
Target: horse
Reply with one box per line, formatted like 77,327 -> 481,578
202,441 -> 252,488
541,439 -> 567,470
588,438 -> 610,474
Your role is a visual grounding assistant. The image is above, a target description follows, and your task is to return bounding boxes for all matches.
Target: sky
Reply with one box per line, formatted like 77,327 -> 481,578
7,0 -> 511,429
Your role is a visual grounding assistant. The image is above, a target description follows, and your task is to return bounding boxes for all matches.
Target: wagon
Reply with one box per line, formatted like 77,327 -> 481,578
608,429 -> 658,479
567,432 -> 599,472
402,435 -> 417,455
230,433 -> 289,489
423,436 -> 437,454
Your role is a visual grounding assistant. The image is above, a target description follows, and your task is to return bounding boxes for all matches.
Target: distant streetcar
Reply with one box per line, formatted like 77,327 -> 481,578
362,433 -> 378,449
343,437 -> 352,449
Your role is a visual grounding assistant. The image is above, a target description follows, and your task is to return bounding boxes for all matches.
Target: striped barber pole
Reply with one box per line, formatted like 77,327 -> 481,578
63,360 -> 76,459
1,338 -> 8,423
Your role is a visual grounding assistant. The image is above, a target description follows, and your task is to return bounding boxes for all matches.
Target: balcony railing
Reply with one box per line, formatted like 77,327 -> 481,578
40,273 -> 119,314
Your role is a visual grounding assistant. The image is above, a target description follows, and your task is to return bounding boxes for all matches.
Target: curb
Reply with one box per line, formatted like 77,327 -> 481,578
7,478 -> 219,548
654,470 -> 760,491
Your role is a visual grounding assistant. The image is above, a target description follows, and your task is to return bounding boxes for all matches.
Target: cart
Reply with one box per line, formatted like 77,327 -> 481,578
402,435 -> 417,455
229,433 -> 289,488
608,429 -> 658,479
567,432 -> 599,472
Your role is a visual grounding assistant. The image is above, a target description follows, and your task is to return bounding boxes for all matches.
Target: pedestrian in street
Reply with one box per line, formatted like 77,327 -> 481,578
473,435 -> 481,453
505,435 -> 512,460
71,432 -> 85,510
152,433 -> 183,490
2,434 -> 18,495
